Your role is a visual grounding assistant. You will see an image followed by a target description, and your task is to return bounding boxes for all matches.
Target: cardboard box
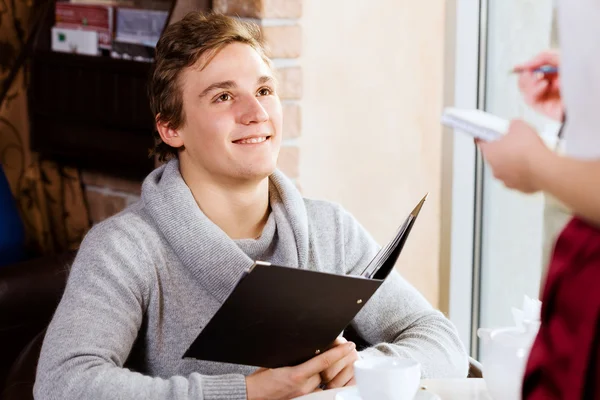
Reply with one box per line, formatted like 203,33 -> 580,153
55,2 -> 113,50
51,26 -> 99,56
115,8 -> 168,48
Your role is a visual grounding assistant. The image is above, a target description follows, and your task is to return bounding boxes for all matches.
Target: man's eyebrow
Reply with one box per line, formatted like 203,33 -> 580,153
258,75 -> 274,85
199,77 -> 274,98
199,80 -> 236,98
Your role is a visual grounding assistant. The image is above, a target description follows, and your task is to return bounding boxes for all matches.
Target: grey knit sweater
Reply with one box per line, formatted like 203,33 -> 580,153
34,160 -> 468,400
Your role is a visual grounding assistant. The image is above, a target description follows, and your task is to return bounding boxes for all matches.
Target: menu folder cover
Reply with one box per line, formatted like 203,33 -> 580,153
183,194 -> 428,368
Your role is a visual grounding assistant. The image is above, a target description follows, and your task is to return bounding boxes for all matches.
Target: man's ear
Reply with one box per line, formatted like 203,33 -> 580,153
156,115 -> 184,148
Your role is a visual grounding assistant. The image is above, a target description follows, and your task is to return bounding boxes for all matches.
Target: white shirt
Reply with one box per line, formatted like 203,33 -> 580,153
558,0 -> 600,159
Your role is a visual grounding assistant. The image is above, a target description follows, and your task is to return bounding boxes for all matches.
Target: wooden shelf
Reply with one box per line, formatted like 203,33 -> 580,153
26,0 -> 214,180
29,50 -> 155,180
28,0 -> 212,179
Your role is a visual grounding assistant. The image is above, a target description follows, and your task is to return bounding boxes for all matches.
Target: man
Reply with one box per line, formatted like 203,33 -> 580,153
34,12 -> 467,400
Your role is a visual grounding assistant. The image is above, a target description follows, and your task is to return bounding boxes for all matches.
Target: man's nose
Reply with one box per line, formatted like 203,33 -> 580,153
239,96 -> 269,125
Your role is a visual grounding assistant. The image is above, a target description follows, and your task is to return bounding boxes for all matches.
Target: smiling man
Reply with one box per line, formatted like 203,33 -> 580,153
34,12 -> 468,400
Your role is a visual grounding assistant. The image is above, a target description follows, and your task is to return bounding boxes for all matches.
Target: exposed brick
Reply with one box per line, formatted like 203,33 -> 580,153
81,171 -> 142,195
85,190 -> 128,224
282,102 -> 301,139
262,25 -> 301,58
275,67 -> 302,100
277,146 -> 299,178
213,0 -> 262,18
263,0 -> 302,18
169,0 -> 211,24
213,0 -> 302,19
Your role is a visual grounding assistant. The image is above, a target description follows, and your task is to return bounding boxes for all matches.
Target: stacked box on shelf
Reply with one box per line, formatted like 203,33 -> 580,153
115,7 -> 168,47
111,6 -> 169,61
55,2 -> 114,50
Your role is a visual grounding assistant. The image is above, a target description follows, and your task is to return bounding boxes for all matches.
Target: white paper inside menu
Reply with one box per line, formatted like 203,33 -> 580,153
52,27 -> 99,56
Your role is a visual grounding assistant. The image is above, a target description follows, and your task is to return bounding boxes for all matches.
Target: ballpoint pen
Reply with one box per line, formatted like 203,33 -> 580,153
511,65 -> 559,74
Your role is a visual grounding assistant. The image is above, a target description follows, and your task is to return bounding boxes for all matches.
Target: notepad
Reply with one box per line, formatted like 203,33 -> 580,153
441,108 -> 509,141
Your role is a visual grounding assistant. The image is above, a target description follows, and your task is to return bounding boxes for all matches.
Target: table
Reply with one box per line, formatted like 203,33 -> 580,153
293,379 -> 493,400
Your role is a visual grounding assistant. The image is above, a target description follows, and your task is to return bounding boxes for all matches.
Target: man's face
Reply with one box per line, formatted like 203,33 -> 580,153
175,42 -> 282,182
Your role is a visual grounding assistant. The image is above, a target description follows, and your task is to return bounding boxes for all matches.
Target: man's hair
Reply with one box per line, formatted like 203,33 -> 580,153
148,12 -> 271,161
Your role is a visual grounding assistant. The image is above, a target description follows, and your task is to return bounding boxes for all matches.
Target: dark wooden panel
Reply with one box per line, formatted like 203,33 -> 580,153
29,51 -> 155,180
27,0 -> 214,180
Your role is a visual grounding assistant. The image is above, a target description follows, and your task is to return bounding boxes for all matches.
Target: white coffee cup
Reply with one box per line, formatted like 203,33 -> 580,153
354,357 -> 421,400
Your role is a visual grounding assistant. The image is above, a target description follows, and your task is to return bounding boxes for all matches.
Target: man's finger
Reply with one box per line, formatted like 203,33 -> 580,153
297,342 -> 355,378
326,365 -> 355,389
333,336 -> 348,345
320,350 -> 355,383
303,373 -> 323,394
323,336 -> 348,353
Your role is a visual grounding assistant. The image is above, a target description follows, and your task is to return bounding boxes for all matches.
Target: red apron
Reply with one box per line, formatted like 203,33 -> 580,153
523,217 -> 600,399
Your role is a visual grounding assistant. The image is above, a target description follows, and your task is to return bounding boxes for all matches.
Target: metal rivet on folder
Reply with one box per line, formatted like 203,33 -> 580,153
315,349 -> 321,355
357,299 -> 363,304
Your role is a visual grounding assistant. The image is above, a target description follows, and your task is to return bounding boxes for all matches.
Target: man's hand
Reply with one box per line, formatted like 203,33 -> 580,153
478,119 -> 553,194
514,50 -> 563,122
320,337 -> 359,389
245,341 -> 356,400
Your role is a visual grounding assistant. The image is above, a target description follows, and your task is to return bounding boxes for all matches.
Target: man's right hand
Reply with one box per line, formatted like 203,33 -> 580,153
245,341 -> 356,400
514,50 -> 564,122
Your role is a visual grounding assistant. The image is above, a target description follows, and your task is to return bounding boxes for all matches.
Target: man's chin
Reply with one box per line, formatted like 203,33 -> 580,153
235,164 -> 277,182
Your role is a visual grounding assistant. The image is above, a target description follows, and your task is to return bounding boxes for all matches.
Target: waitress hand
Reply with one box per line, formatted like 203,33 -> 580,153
514,50 -> 564,122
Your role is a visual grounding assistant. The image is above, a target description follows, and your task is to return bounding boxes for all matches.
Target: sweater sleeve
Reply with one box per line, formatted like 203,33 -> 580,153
338,206 -> 469,378
34,222 -> 247,400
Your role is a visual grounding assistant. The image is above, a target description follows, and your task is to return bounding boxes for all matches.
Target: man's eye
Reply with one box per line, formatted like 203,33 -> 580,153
216,93 -> 231,102
257,87 -> 273,96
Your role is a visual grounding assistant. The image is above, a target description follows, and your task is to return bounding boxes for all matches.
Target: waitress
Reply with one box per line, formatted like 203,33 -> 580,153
477,1 -> 600,398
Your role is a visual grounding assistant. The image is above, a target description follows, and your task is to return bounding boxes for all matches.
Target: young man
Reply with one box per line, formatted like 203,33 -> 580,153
34,12 -> 467,400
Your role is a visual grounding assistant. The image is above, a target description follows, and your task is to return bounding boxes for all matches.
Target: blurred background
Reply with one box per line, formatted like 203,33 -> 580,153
0,0 -> 562,361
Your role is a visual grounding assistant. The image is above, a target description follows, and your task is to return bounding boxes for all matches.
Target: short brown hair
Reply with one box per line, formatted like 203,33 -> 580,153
148,12 -> 271,161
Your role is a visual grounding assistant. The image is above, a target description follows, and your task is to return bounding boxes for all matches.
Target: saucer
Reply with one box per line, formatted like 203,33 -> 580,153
334,386 -> 440,400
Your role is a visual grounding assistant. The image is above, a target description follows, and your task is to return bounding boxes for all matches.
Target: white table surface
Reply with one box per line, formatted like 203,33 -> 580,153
293,379 -> 493,400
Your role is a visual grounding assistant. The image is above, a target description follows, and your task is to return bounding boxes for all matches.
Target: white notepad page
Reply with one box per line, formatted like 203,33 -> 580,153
441,108 -> 509,141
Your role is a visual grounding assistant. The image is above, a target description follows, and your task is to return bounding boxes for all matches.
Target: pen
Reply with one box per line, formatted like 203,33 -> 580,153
511,65 -> 559,75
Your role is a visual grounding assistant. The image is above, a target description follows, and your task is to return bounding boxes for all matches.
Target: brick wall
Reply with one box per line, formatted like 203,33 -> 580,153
81,171 -> 141,224
83,0 -> 302,224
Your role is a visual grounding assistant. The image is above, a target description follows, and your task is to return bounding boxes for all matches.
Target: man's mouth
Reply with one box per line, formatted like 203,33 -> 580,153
233,135 -> 271,144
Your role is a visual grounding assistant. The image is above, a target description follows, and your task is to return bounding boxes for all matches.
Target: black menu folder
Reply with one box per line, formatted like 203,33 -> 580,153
183,194 -> 428,368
